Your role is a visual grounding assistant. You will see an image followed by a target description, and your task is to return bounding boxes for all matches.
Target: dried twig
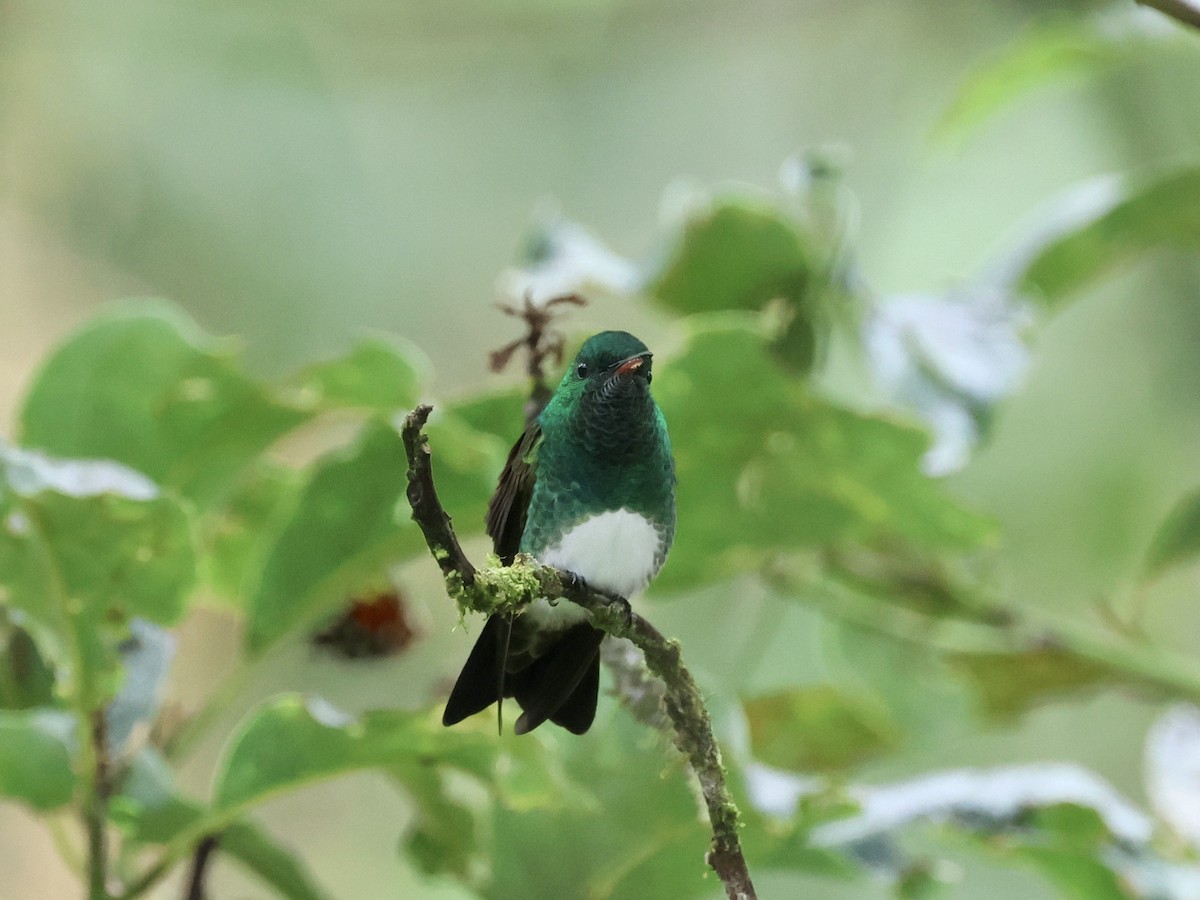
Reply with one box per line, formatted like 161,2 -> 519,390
490,294 -> 587,423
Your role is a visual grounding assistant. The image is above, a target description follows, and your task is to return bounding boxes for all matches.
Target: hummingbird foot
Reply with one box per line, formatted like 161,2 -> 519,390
611,596 -> 633,629
561,571 -> 633,629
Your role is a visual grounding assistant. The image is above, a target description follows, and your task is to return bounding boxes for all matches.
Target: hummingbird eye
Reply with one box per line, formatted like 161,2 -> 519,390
576,362 -> 589,379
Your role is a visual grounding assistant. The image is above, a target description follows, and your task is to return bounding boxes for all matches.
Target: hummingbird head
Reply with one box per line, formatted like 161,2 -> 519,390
543,331 -> 657,452
563,330 -> 653,400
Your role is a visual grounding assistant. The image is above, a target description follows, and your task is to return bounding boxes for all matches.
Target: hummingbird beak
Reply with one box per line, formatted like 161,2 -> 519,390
612,352 -> 652,378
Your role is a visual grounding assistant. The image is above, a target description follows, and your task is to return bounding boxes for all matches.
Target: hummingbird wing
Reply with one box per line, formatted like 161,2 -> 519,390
485,421 -> 541,565
444,419 -> 604,735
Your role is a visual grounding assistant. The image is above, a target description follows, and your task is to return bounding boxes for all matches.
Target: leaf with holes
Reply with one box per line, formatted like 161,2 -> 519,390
0,446 -> 196,702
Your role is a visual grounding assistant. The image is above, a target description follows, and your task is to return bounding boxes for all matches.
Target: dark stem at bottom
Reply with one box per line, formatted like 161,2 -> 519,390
183,835 -> 221,900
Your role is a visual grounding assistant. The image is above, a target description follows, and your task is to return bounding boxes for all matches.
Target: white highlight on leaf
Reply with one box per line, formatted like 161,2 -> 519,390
863,287 -> 1032,475
5,512 -> 29,535
497,219 -> 638,307
0,443 -> 158,501
1146,703 -> 1200,849
809,763 -> 1153,848
987,174 -> 1124,289
743,761 -> 823,819
305,695 -> 355,730
107,619 -> 177,755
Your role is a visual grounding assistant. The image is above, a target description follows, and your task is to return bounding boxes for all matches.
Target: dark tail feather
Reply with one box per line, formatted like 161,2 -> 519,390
442,615 -> 507,727
512,624 -> 604,735
548,648 -> 601,735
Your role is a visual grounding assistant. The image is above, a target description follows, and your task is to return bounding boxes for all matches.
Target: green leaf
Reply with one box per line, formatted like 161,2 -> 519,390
934,23 -> 1124,143
448,390 -> 526,444
0,446 -> 197,700
222,820 -> 330,900
1023,803 -> 1110,848
487,715 -> 711,900
1016,166 -> 1200,305
400,765 -> 481,880
1012,847 -> 1132,900
647,200 -> 812,315
19,300 -> 306,507
650,316 -> 993,593
213,696 -> 494,816
202,463 -> 304,602
744,686 -> 902,773
1141,487 -> 1200,580
113,748 -> 330,900
946,647 -> 1125,721
244,421 -> 423,652
291,336 -> 426,413
0,709 -> 76,810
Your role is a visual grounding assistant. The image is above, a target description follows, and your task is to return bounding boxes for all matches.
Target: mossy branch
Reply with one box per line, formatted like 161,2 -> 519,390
401,404 -> 757,900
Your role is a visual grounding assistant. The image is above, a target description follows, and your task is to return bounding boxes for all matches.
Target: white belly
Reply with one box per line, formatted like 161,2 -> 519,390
525,509 -> 663,629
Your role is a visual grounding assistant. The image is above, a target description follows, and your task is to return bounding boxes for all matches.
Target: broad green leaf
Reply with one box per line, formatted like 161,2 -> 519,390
0,446 -> 196,700
1013,847 -> 1131,900
934,23 -> 1123,143
946,646 -> 1149,721
0,709 -> 76,810
647,200 -> 812,315
448,390 -> 526,445
202,463 -> 304,602
213,696 -> 494,815
113,748 -> 330,900
487,715 -> 711,900
1141,487 -> 1200,580
400,765 -> 482,880
291,336 -> 425,413
744,686 -> 902,773
650,316 -> 993,592
1017,166 -> 1200,305
1024,803 -> 1111,848
20,301 -> 306,508
244,421 -> 423,652
222,820 -> 330,900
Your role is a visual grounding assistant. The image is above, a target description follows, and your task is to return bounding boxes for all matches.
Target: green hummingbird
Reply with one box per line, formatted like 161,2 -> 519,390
442,331 -> 676,735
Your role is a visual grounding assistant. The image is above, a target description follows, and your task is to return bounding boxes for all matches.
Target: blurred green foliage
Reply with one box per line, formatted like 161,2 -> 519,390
3,2 -> 1200,899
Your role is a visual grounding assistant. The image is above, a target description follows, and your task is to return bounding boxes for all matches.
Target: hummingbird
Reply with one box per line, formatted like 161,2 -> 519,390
442,331 -> 676,735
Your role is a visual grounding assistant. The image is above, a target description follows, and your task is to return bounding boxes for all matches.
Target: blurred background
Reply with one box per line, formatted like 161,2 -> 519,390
3,0 -> 1200,897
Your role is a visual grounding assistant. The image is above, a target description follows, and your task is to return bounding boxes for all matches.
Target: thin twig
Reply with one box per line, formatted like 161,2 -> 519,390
183,835 -> 220,900
86,709 -> 111,900
402,405 -> 757,900
1136,0 -> 1200,30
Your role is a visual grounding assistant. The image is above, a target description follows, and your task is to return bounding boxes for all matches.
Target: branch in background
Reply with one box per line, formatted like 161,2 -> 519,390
402,405 -> 757,900
183,835 -> 220,900
86,709 -> 112,900
1136,0 -> 1200,30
